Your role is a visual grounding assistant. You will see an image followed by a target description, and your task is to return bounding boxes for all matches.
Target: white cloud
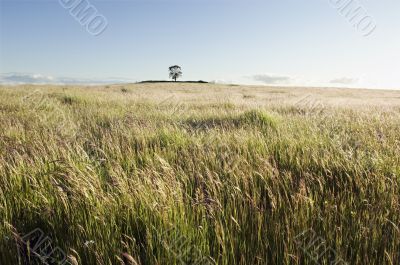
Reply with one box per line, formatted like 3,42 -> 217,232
249,74 -> 292,84
0,73 -> 136,85
329,77 -> 358,85
209,79 -> 235,84
0,73 -> 55,84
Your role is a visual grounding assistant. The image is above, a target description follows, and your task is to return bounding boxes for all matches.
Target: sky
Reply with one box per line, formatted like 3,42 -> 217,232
0,0 -> 399,89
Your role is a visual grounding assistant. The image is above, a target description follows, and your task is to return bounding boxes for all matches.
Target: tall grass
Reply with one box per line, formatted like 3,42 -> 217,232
0,85 -> 399,264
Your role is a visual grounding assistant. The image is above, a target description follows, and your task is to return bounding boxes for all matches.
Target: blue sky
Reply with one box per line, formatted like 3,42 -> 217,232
0,0 -> 399,89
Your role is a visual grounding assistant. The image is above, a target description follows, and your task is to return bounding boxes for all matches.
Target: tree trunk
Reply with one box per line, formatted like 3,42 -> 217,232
174,77 -> 177,82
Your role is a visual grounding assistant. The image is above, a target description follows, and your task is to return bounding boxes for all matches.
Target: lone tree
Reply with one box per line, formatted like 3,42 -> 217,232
169,65 -> 182,82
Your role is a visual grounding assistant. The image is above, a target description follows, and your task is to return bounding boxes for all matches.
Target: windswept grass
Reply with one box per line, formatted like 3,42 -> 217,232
0,84 -> 399,264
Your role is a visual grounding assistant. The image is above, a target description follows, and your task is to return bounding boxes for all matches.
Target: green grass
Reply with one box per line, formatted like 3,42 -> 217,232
0,85 -> 399,264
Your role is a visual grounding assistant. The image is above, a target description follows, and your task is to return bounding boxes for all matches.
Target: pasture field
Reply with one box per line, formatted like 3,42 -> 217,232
0,83 -> 400,264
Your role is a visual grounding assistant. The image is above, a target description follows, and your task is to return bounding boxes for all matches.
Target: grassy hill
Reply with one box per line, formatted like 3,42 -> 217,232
1,83 -> 399,264
137,80 -> 208,84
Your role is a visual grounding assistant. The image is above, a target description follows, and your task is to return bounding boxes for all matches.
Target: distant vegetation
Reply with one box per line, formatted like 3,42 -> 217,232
0,84 -> 399,265
137,80 -> 208,84
136,65 -> 208,84
169,65 -> 183,82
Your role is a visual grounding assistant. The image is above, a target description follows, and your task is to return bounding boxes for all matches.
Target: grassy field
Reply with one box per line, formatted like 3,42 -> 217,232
1,83 -> 399,264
